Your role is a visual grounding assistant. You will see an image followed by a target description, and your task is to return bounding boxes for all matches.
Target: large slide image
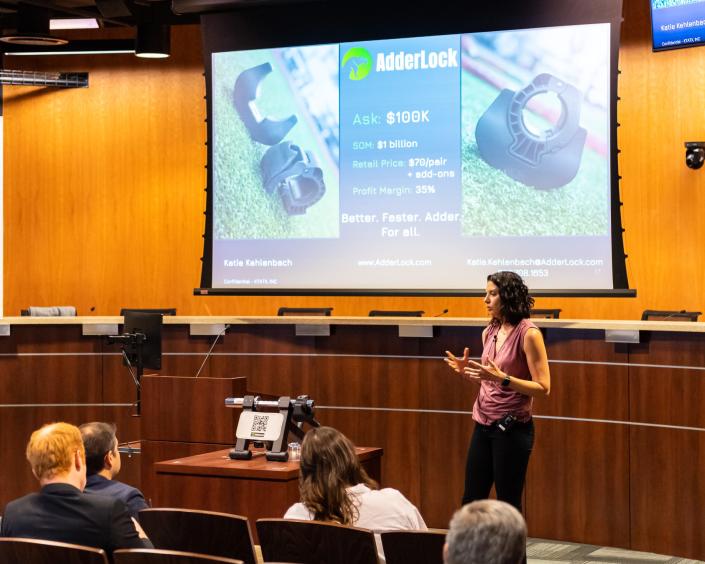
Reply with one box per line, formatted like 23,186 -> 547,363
212,45 -> 340,240
461,25 -> 610,238
209,23 -> 616,292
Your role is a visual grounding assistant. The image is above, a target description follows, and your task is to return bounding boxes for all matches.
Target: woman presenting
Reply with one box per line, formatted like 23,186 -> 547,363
445,271 -> 550,512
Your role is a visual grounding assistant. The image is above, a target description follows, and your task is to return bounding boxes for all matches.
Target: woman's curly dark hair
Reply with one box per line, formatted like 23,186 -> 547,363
487,271 -> 534,325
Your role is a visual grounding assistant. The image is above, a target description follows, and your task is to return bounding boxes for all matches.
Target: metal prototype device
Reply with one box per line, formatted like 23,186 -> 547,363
225,394 -> 320,462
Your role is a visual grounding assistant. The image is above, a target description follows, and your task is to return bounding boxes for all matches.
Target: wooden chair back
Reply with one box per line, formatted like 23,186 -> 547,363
380,530 -> 447,564
256,518 -> 378,564
138,508 -> 256,564
641,309 -> 701,321
0,537 -> 108,564
113,548 -> 243,564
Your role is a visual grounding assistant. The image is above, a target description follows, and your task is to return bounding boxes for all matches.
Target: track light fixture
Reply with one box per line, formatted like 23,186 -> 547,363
135,23 -> 170,58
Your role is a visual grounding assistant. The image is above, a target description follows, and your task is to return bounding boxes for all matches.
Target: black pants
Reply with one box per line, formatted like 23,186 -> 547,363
461,418 -> 535,512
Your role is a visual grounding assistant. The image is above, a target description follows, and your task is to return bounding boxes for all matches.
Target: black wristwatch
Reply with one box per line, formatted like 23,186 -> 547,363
501,375 -> 511,387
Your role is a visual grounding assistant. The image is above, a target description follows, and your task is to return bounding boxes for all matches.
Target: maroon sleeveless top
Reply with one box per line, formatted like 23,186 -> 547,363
471,318 -> 536,425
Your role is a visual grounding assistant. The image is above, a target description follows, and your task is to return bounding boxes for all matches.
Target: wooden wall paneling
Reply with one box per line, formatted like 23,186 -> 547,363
527,330 -> 630,547
0,326 -> 117,508
419,326 -> 483,412
140,440 -> 230,507
3,26 -> 206,319
616,0 -> 705,321
543,329 -> 625,363
141,376 -> 243,443
629,333 -> 705,427
0,2 -> 703,320
139,375 -> 246,505
536,334 -> 629,420
418,413 -> 474,529
320,408 -> 421,513
316,325 -> 421,357
161,325 -> 218,378
0,326 -> 103,406
417,328 -> 478,528
312,355 -> 421,410
312,324 -> 423,407
421,325 -> 485,356
0,406 -> 106,510
0,325 -> 101,352
102,324 -> 218,445
100,355 -> 142,443
630,427 -> 705,560
525,419 -> 630,549
628,332 -> 705,559
0,353 -> 102,405
223,325 -> 318,396
151,468 -> 299,544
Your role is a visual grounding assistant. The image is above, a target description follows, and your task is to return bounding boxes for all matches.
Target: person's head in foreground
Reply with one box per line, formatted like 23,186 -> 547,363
26,422 -> 87,490
444,500 -> 527,564
80,421 -> 121,479
298,426 -> 377,524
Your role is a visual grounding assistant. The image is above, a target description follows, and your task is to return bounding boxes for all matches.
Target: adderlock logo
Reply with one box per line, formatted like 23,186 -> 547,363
342,47 -> 373,80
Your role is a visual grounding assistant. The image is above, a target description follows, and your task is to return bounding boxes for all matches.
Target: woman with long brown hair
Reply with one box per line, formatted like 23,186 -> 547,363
284,426 -> 426,533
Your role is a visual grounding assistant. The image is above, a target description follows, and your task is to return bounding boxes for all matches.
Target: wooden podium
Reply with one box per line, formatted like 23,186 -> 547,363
140,374 -> 383,541
140,375 -> 247,503
152,447 -> 383,542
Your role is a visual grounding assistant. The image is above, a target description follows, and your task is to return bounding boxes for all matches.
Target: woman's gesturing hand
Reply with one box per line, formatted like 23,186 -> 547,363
465,359 -> 505,384
444,348 -> 470,374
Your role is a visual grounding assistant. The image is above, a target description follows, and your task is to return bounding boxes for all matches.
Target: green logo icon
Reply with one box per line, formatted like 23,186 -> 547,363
342,47 -> 372,81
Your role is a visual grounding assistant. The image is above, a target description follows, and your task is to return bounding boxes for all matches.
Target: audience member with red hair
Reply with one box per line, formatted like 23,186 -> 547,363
0,422 -> 151,555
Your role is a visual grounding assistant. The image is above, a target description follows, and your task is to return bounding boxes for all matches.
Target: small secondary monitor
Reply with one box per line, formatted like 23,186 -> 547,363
122,311 -> 164,370
120,308 -> 176,315
277,307 -> 333,316
651,0 -> 705,51
369,310 -> 425,317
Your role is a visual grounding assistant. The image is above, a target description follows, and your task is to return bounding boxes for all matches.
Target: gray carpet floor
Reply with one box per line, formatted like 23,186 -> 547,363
527,538 -> 703,564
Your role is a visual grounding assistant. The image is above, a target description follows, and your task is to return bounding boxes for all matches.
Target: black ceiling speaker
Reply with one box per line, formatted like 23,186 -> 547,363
0,3 -> 68,46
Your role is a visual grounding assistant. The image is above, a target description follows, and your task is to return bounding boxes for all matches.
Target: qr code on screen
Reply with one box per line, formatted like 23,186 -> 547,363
250,414 -> 269,437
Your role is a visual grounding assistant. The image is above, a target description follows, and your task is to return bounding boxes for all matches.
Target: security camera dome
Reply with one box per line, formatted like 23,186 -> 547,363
685,142 -> 705,170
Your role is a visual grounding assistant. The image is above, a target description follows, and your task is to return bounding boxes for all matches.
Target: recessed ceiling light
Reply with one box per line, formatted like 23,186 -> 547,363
0,35 -> 68,46
50,18 -> 99,30
6,50 -> 134,56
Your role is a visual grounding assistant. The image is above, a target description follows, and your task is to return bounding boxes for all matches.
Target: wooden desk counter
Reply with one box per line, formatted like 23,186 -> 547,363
152,447 -> 383,541
2,318 -> 704,559
2,315 -> 705,334
155,446 -> 382,481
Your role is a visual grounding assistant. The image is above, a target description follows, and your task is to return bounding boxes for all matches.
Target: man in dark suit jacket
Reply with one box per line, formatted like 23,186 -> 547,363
0,422 -> 152,555
80,421 -> 149,519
